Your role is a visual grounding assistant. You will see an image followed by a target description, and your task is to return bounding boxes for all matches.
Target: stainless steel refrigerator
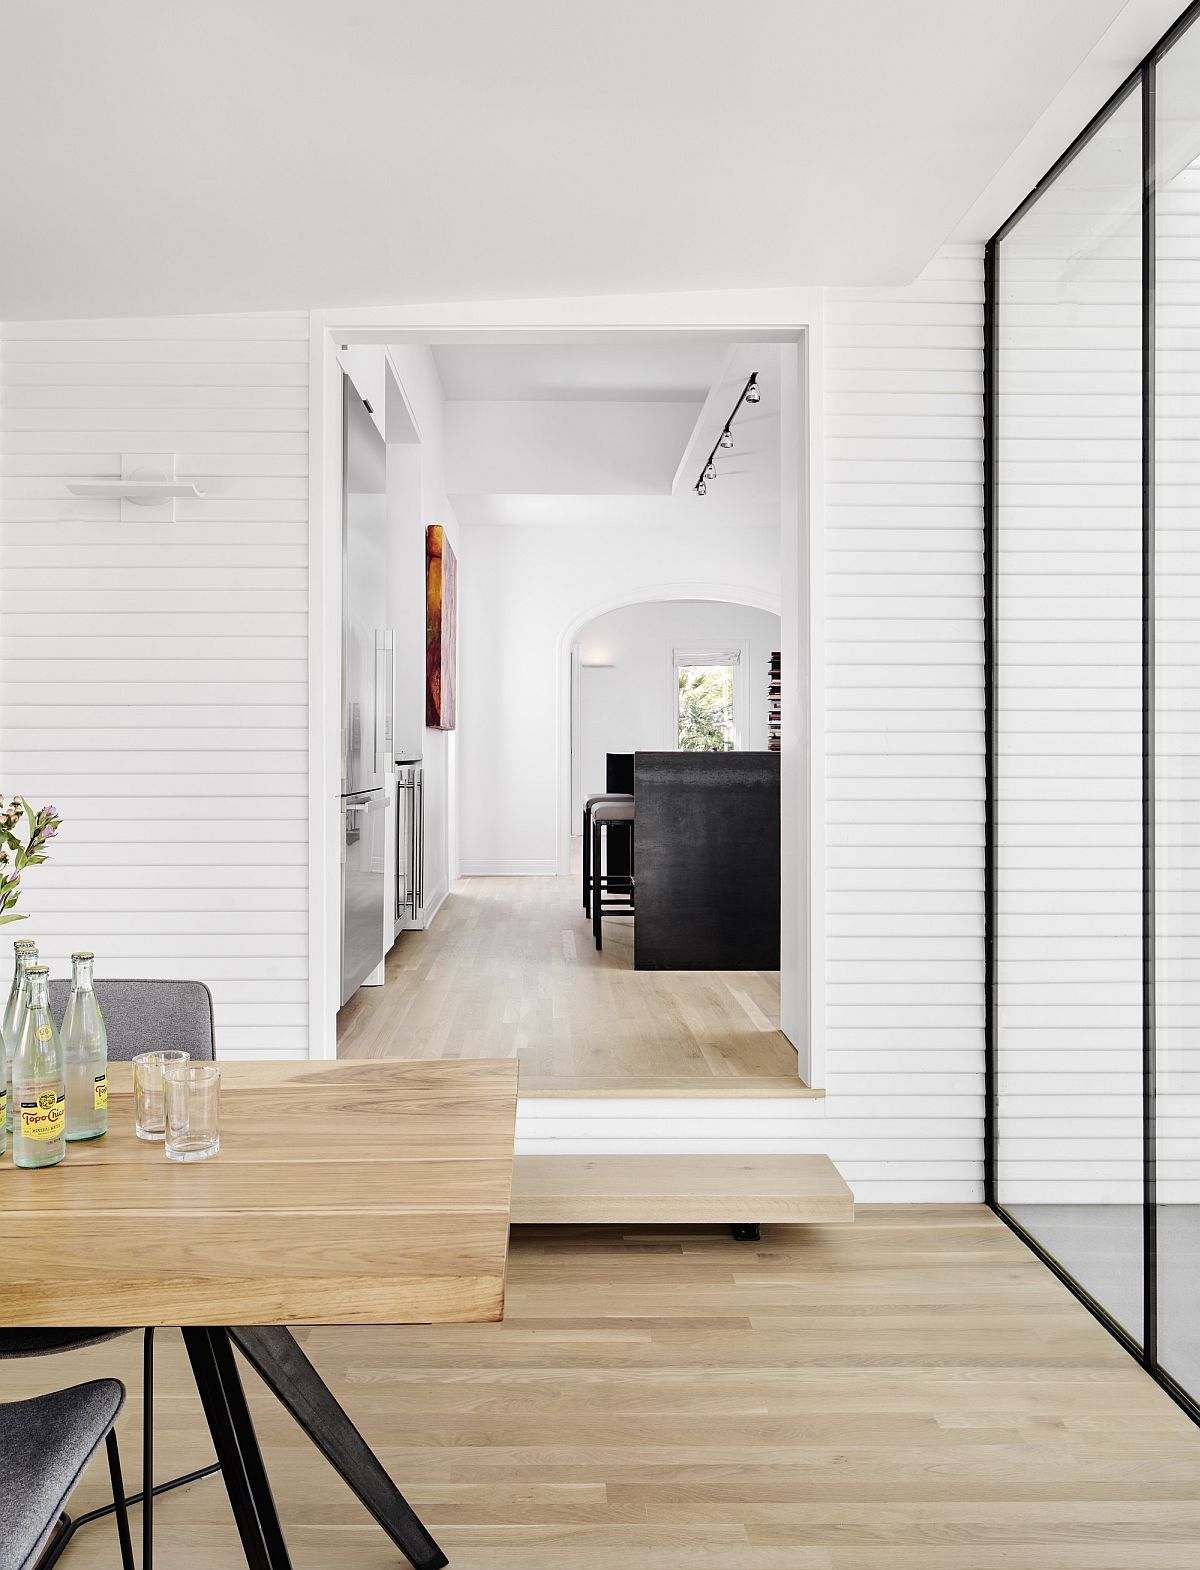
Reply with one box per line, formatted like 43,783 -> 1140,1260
340,381 -> 392,1005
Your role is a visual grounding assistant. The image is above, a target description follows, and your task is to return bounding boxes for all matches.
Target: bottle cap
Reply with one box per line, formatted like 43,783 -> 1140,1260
14,938 -> 36,949
71,951 -> 95,961
24,964 -> 49,976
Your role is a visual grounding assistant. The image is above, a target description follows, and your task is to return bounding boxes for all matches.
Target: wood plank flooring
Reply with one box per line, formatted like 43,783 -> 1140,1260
24,1209 -> 1200,1570
337,873 -> 810,1095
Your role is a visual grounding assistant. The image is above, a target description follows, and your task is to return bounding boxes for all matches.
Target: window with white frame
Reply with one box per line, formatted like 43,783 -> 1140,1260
672,645 -> 744,751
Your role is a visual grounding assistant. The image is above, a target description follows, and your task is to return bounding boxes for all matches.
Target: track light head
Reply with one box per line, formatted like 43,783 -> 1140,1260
703,461 -> 716,481
695,480 -> 707,496
745,375 -> 761,404
719,428 -> 734,450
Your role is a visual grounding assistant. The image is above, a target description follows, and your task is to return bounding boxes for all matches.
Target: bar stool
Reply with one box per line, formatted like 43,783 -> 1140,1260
582,792 -> 633,917
591,799 -> 636,950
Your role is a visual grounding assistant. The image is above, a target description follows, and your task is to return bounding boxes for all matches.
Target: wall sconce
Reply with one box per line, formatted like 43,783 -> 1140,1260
66,453 -> 205,521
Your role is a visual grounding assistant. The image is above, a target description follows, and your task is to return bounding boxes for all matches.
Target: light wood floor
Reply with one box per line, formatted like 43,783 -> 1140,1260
337,872 -> 811,1096
27,1210 -> 1200,1569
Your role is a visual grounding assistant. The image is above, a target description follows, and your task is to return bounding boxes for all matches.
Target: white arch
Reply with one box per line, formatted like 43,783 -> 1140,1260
558,581 -> 782,655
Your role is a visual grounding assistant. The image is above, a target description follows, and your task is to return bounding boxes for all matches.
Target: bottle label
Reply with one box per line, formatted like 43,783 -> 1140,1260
94,1073 -> 108,1111
20,1091 -> 65,1142
34,1024 -> 53,1042
0,1087 -> 6,1121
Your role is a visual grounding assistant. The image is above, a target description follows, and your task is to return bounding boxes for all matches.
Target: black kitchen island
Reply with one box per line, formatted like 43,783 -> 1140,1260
632,751 -> 780,971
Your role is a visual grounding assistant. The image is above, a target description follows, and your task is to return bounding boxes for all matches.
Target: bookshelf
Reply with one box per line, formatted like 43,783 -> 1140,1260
768,651 -> 780,753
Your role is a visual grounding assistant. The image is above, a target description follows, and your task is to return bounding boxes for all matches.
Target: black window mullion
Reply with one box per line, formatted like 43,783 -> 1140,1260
983,237 -> 998,1211
1141,53 -> 1158,1375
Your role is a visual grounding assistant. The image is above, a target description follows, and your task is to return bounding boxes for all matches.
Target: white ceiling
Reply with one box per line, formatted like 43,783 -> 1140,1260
432,345 -> 729,402
0,1 -> 1143,319
437,339 -> 783,527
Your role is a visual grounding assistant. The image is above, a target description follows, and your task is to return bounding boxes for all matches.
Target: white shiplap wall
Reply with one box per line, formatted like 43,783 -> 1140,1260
1154,152 -> 1200,1205
518,251 -> 987,1202
822,246 -> 985,1200
0,286 -> 992,1194
994,102 -> 1145,1207
0,314 -> 309,1059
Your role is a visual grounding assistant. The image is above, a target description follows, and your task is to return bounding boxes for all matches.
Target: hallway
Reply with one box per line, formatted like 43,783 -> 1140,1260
337,874 -> 808,1095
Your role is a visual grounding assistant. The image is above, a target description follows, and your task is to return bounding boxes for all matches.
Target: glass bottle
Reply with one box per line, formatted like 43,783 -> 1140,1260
62,951 -> 107,1141
12,965 -> 65,1168
2,940 -> 38,1138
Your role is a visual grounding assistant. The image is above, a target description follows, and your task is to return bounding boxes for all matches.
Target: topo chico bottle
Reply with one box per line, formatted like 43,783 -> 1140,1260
61,950 -> 108,1141
2,939 -> 38,1141
12,964 -> 66,1168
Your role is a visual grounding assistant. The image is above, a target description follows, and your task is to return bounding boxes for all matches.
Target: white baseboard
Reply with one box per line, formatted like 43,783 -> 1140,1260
458,859 -> 559,876
419,879 -> 450,926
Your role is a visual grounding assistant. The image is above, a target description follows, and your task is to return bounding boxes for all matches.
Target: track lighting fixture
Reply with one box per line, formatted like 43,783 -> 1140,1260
692,372 -> 761,496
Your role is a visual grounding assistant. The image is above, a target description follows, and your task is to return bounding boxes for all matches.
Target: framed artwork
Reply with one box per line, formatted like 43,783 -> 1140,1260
426,524 -> 457,729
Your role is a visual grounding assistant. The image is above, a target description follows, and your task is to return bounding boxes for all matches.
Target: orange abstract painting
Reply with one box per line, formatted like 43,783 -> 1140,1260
426,524 -> 457,729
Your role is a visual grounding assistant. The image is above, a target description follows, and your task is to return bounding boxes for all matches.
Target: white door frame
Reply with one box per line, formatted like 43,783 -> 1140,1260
308,305 -> 825,1089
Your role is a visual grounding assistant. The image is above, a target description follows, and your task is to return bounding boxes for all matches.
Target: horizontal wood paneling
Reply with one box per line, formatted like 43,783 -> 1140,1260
1156,152 -> 1200,1207
994,104 -> 1145,1209
0,313 -> 310,1058
820,247 -> 985,1200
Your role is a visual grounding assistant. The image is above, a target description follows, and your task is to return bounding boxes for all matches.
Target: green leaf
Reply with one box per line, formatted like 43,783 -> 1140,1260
0,912 -> 28,926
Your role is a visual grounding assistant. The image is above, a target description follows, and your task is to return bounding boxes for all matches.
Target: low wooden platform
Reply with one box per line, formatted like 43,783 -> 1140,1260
510,1153 -> 854,1225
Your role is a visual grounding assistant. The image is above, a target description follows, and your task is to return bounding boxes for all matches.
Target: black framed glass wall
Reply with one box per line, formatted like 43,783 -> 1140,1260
987,1 -> 1200,1419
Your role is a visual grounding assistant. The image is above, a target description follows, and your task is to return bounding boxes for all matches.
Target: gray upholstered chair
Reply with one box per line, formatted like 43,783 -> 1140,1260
46,977 -> 216,1064
0,1378 -> 134,1570
1,979 -> 218,1569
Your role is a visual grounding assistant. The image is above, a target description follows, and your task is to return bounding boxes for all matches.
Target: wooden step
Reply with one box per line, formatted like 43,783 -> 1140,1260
510,1154 -> 854,1226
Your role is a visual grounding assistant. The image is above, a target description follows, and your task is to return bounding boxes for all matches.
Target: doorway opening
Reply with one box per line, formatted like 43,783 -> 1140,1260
319,329 -> 819,1096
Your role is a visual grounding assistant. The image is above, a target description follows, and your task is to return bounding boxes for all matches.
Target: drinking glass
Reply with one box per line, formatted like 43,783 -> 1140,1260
132,1050 -> 190,1141
163,1062 -> 221,1163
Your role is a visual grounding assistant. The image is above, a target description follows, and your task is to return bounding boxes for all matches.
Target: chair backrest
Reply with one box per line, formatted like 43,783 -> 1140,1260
47,978 -> 216,1062
606,752 -> 635,794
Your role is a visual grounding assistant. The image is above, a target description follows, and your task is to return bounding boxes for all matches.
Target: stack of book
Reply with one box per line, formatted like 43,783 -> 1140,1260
768,652 -> 781,753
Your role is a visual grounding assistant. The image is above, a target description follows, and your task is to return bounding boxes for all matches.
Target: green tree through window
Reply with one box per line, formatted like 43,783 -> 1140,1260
677,664 -> 735,751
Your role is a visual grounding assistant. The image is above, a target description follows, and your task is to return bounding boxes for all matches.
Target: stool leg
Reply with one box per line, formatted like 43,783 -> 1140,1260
582,805 -> 591,915
593,819 -> 603,950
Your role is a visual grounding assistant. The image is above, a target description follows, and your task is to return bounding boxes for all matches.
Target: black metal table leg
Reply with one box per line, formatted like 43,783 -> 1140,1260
229,1326 -> 448,1570
142,1329 -> 153,1570
182,1328 -> 292,1570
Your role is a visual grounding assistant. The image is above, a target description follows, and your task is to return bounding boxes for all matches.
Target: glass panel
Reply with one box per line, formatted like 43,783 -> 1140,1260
1156,16 -> 1200,1400
995,83 -> 1145,1341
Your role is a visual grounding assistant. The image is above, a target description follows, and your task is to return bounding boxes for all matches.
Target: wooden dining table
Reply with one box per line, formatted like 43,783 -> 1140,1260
2,1057 -> 520,1570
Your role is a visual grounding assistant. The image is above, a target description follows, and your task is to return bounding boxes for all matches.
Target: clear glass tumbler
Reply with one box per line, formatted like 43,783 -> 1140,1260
133,1050 -> 190,1141
163,1062 -> 221,1163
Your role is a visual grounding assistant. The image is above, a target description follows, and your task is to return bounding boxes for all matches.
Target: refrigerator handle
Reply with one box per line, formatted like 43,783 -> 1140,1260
374,629 -> 394,779
408,776 -> 419,920
416,769 -> 425,910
